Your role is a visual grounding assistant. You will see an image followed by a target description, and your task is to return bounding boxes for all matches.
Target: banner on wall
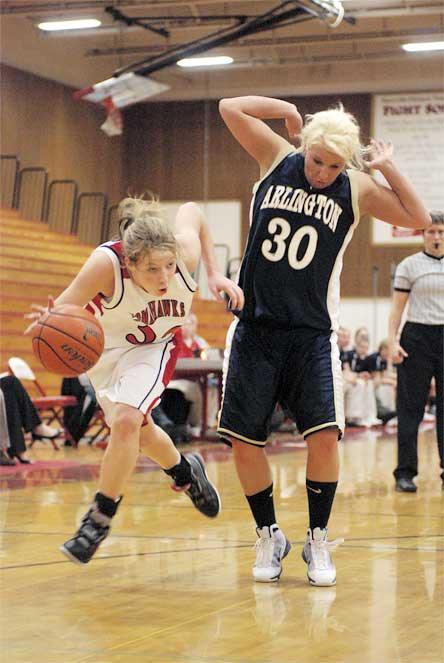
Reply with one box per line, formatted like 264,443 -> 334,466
371,92 -> 444,245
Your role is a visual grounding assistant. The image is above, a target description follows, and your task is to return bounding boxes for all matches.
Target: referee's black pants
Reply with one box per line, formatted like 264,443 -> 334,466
394,322 -> 444,481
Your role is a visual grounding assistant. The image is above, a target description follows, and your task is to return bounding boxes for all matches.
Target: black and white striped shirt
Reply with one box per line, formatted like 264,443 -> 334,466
394,251 -> 444,325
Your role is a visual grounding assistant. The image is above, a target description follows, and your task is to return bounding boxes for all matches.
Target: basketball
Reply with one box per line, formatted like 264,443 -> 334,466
31,304 -> 104,377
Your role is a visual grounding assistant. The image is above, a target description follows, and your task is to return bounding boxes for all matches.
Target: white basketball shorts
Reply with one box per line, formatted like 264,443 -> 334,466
87,338 -> 179,426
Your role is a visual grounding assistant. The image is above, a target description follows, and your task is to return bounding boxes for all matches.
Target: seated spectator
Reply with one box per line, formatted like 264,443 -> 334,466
151,402 -> 187,445
366,340 -> 397,424
355,326 -> 370,343
342,333 -> 380,427
183,312 -> 209,355
0,388 -> 15,466
61,374 -> 98,446
337,326 -> 352,363
0,375 -> 60,464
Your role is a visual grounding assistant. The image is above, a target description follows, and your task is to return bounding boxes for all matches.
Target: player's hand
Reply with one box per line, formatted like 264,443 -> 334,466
390,341 -> 408,365
207,273 -> 245,310
285,108 -> 303,142
366,139 -> 394,171
24,296 -> 55,335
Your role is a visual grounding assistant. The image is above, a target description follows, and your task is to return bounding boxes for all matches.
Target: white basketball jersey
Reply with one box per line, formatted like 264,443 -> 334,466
85,240 -> 197,349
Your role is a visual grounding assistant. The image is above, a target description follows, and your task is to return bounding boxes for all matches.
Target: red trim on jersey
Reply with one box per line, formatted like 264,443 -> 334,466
105,240 -> 130,278
86,294 -> 105,316
162,337 -> 180,387
141,397 -> 161,424
143,397 -> 161,420
140,339 -> 179,420
161,325 -> 181,338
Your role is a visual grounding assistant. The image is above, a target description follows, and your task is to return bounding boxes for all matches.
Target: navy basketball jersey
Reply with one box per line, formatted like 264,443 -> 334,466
237,147 -> 360,331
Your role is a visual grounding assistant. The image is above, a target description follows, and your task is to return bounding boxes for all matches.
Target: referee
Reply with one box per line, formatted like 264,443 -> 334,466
388,212 -> 444,493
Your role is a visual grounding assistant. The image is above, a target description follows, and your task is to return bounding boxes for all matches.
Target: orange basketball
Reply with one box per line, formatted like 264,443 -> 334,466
31,304 -> 104,377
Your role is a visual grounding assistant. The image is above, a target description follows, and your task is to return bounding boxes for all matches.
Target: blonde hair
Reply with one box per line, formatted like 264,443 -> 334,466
117,196 -> 177,264
297,104 -> 368,169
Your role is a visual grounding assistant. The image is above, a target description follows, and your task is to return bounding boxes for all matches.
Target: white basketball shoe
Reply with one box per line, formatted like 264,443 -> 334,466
302,527 -> 344,586
253,524 -> 292,582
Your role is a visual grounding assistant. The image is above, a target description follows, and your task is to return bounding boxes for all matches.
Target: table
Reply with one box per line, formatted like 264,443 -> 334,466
173,358 -> 223,437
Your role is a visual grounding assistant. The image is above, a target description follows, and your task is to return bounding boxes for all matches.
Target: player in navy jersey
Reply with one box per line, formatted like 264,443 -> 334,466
217,95 -> 431,586
26,196 -> 244,565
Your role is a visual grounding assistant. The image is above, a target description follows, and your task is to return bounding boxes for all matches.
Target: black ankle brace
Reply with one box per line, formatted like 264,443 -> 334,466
95,492 -> 122,518
164,455 -> 192,487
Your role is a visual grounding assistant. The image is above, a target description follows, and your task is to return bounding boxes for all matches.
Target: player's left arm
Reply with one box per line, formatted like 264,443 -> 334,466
174,202 -> 244,309
357,139 -> 431,229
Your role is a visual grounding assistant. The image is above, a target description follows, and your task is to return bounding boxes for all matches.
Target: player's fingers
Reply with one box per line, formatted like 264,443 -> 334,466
210,286 -> 224,301
29,303 -> 48,314
24,321 -> 37,336
231,286 -> 245,310
224,285 -> 240,309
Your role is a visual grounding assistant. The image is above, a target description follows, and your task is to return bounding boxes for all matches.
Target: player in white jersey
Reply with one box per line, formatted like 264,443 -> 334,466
26,196 -> 244,565
218,95 -> 431,587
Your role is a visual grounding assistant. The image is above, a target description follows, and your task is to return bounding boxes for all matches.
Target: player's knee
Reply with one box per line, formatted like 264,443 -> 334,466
111,406 -> 143,438
307,429 -> 338,456
321,437 -> 338,456
232,438 -> 264,460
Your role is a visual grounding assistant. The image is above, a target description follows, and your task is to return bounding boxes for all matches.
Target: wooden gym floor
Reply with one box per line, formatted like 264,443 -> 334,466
1,426 -> 443,663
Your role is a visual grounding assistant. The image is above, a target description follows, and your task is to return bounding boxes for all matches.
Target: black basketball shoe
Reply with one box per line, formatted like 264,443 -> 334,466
183,452 -> 221,518
60,505 -> 112,565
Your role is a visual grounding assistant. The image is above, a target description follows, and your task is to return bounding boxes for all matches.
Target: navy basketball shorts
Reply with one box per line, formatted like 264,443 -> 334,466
217,319 -> 344,446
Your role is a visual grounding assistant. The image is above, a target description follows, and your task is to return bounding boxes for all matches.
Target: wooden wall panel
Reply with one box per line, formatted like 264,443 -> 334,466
0,64 -> 125,207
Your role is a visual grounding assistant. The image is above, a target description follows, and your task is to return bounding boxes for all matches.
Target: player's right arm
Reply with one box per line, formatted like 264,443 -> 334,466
25,251 -> 114,332
219,96 -> 302,176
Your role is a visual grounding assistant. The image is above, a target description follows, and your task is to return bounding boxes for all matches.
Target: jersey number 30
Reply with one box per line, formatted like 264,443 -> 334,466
261,217 -> 318,270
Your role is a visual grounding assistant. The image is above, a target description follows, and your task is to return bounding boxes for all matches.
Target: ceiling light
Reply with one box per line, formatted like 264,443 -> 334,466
402,41 -> 444,53
37,19 -> 101,31
177,56 -> 234,68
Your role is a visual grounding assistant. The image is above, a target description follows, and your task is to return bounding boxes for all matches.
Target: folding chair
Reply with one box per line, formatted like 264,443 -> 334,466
61,374 -> 110,448
86,407 -> 110,447
8,356 -> 78,450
